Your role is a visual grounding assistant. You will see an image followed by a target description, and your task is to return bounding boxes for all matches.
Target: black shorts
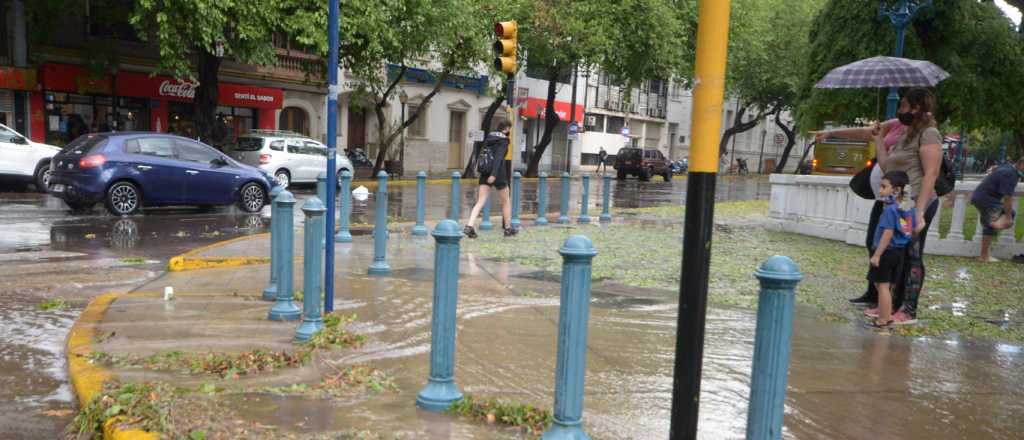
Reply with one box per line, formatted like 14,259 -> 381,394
867,248 -> 905,284
478,172 -> 508,190
975,204 -> 1013,236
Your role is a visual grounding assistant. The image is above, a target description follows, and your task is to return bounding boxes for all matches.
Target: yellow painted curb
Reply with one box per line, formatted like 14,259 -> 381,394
66,292 -> 159,440
167,232 -> 271,272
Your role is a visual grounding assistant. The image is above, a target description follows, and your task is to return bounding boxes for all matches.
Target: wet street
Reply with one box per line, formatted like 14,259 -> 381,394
1,175 -> 767,439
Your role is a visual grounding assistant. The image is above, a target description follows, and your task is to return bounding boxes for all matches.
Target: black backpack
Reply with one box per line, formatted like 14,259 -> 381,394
476,141 -> 496,174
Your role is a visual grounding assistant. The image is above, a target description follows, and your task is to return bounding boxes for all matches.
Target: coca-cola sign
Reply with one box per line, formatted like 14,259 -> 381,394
158,80 -> 198,99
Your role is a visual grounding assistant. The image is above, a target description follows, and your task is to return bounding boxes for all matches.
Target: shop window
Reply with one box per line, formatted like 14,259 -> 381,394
408,105 -> 426,138
279,107 -> 309,136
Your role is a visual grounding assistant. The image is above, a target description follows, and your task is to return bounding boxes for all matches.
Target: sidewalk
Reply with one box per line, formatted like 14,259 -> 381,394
69,220 -> 1024,439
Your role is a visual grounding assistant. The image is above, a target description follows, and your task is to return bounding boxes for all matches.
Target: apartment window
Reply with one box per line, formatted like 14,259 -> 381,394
88,0 -> 143,42
606,116 -> 625,135
585,114 -> 605,132
408,104 -> 427,138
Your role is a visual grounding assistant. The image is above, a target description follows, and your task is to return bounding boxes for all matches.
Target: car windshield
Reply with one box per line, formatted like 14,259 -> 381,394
60,134 -> 109,154
232,137 -> 264,152
0,123 -> 20,138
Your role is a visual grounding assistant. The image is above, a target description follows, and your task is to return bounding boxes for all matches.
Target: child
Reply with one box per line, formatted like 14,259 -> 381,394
865,171 -> 916,328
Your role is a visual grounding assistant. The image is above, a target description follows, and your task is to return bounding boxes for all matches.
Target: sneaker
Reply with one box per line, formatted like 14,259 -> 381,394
463,225 -> 478,239
892,310 -> 917,325
848,293 -> 875,307
503,227 -> 518,237
864,307 -> 879,318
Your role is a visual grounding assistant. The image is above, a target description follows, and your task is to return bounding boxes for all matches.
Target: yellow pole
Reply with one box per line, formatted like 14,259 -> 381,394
670,1 -> 732,439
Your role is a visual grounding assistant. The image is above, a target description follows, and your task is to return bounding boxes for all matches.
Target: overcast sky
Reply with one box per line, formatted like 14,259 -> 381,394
996,0 -> 1022,26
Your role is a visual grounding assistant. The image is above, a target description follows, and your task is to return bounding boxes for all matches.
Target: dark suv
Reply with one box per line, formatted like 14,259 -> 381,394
613,147 -> 672,181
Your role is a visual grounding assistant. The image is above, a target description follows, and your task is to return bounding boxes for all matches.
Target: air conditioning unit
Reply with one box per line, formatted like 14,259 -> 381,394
585,115 -> 597,126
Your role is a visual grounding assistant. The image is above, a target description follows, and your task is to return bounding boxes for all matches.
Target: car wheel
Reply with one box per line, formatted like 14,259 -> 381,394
239,182 -> 266,213
663,171 -> 672,182
35,162 -> 52,192
105,181 -> 141,216
616,170 -> 626,180
274,170 -> 291,189
639,168 -> 651,181
65,200 -> 95,212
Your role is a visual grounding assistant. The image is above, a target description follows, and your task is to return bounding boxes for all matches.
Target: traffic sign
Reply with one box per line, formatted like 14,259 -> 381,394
774,133 -> 786,146
621,127 -> 631,138
569,122 -> 579,135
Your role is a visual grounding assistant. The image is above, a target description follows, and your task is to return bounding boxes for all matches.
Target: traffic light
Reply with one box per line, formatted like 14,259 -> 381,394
493,20 -> 517,75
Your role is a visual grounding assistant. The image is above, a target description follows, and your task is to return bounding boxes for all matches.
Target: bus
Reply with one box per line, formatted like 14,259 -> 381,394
811,137 -> 873,175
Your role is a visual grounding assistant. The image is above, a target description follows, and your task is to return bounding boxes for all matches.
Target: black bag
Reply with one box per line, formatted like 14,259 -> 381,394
476,143 -> 495,174
849,162 -> 877,200
933,156 -> 956,197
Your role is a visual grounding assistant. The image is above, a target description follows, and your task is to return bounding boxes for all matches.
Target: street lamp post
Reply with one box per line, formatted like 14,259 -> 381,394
878,0 -> 932,119
400,90 -> 408,177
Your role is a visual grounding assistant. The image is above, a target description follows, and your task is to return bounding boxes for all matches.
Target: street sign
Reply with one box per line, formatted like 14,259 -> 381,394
621,127 -> 631,138
468,129 -> 485,142
569,122 -> 579,135
568,133 -> 579,141
774,133 -> 786,146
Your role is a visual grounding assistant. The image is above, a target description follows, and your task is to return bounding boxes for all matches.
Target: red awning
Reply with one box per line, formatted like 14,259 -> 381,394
518,97 -> 584,123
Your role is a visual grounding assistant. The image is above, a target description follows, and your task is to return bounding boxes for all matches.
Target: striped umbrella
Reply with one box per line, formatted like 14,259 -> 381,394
814,56 -> 950,89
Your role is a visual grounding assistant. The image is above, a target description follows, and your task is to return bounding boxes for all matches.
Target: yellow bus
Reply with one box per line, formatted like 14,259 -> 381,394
812,138 -> 874,175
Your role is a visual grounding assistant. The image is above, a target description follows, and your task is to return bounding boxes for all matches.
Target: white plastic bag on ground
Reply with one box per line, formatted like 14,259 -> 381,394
352,185 -> 370,201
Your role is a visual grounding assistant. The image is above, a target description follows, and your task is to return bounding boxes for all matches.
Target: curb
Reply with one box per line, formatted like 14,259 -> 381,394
167,232 -> 270,272
66,292 -> 159,440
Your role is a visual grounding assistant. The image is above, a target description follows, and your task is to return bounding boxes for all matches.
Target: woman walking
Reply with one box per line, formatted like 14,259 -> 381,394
464,120 -> 517,238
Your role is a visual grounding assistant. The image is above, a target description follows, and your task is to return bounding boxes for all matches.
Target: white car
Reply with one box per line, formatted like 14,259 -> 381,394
0,123 -> 61,192
225,130 -> 354,189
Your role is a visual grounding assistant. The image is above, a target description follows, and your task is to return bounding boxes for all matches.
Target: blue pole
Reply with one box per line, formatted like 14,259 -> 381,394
268,190 -> 300,321
542,235 -> 598,440
600,174 -> 611,222
415,219 -> 465,412
335,170 -> 353,244
578,174 -> 591,223
745,256 -> 803,440
536,171 -> 549,226
480,194 -> 494,230
262,186 -> 283,301
880,0 -> 931,120
558,172 -> 570,224
412,171 -> 428,236
295,197 -> 326,342
323,0 -> 340,317
511,171 -> 522,229
450,171 -> 461,221
368,171 -> 391,276
317,172 -> 327,247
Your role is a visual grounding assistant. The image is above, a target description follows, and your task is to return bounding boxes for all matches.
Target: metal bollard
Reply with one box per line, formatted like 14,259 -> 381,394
268,191 -> 300,321
746,256 -> 803,440
335,170 -> 353,243
317,172 -> 328,247
412,171 -> 428,236
511,171 -> 522,229
578,174 -> 591,224
600,174 -> 612,222
535,172 -> 549,226
542,235 -> 598,440
368,171 -> 391,276
558,172 -> 570,224
480,195 -> 494,231
262,186 -> 284,301
415,220 -> 465,412
295,197 -> 326,342
450,171 -> 461,221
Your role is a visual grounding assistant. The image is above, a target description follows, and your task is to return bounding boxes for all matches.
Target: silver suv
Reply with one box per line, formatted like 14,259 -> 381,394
226,130 -> 353,188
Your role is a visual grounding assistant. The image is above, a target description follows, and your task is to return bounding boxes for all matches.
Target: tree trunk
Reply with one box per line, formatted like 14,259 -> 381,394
719,105 -> 766,158
193,51 -> 223,147
1015,129 -> 1024,160
525,67 -> 561,177
773,115 -> 799,173
464,92 -> 505,178
371,70 -> 450,175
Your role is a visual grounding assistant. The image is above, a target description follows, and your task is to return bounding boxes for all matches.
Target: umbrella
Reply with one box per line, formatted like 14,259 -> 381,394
814,56 -> 950,89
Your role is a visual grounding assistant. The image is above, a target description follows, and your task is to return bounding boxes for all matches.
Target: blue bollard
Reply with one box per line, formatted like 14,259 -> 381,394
317,172 -> 328,247
480,195 -> 494,231
415,220 -> 465,412
335,170 -> 353,243
578,174 -> 591,224
536,172 -> 549,226
599,174 -> 612,222
295,197 -> 326,342
558,172 -> 570,224
511,171 -> 522,229
268,191 -> 301,321
368,171 -> 391,276
262,186 -> 284,301
450,171 -> 461,221
746,256 -> 803,440
412,171 -> 428,236
542,235 -> 598,440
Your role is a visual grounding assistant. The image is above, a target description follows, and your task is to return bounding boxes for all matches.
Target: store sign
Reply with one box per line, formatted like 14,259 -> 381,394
219,83 -> 282,109
158,80 -> 197,99
0,67 -> 38,91
117,71 -> 282,109
518,97 -> 584,123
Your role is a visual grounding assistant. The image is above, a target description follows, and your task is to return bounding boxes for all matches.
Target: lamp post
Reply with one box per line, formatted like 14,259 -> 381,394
399,90 -> 408,177
878,0 -> 932,119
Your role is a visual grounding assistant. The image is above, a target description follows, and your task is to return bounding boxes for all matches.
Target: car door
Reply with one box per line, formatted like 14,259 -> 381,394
175,139 -> 240,205
124,136 -> 188,204
0,124 -> 33,177
284,139 -> 309,182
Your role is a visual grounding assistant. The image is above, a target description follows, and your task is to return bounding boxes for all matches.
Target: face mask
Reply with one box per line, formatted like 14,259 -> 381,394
897,111 -> 915,126
880,194 -> 898,205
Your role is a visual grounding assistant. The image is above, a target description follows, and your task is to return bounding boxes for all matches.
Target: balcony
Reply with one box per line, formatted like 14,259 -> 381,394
257,48 -> 324,82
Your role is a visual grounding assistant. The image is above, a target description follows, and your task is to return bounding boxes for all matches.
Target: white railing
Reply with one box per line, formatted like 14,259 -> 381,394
768,174 -> 1024,258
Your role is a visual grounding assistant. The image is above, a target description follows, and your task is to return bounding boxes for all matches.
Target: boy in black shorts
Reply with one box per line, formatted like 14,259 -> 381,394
866,171 -> 916,328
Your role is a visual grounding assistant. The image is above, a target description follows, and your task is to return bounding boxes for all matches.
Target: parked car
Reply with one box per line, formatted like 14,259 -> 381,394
48,132 -> 277,215
0,123 -> 61,192
671,158 -> 688,174
613,147 -> 672,181
225,130 -> 354,188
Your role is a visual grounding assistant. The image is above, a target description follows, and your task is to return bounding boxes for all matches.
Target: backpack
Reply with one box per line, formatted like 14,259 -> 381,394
476,142 -> 496,174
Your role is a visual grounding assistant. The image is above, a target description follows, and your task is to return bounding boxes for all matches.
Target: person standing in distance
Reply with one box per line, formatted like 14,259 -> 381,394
598,147 -> 608,174
464,120 -> 517,238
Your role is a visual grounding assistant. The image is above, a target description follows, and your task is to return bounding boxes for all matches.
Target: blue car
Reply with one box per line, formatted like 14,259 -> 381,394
48,132 -> 278,215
